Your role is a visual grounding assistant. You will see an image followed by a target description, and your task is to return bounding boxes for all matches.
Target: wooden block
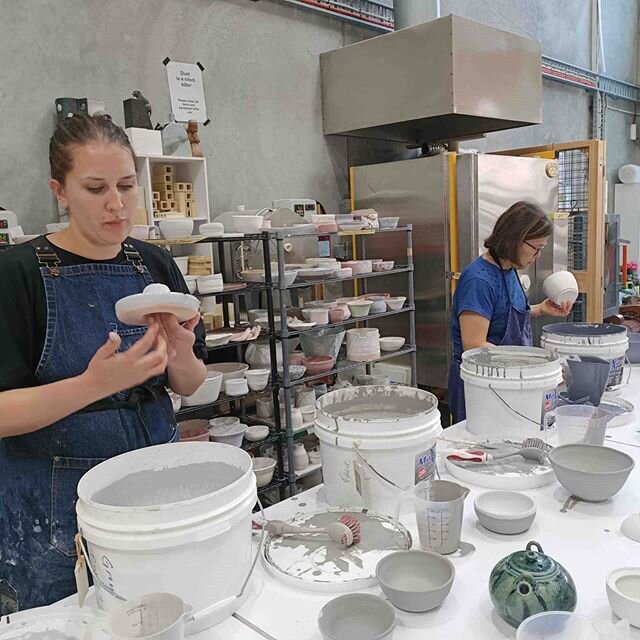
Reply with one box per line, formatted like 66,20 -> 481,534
185,183 -> 193,192
152,165 -> 173,176
169,200 -> 177,209
189,201 -> 198,217
176,192 -> 188,213
152,191 -> 160,200
159,201 -> 171,211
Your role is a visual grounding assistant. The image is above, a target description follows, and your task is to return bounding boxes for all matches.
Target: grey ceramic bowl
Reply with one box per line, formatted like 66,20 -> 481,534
376,550 -> 455,613
318,593 -> 396,640
474,491 -> 536,535
548,444 -> 635,502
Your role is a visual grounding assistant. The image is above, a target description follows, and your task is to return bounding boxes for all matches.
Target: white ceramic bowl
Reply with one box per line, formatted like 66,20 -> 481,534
542,270 -> 579,305
298,267 -> 336,282
207,362 -> 249,381
225,378 -> 249,397
379,336 -> 406,352
183,275 -> 197,294
347,300 -> 373,318
173,256 -> 189,275
205,332 -> 233,347
253,457 -> 276,488
199,222 -> 224,237
197,274 -> 223,294
305,258 -> 339,268
256,396 -> 274,418
338,220 -> 365,232
301,406 -> 316,423
245,369 -> 270,391
159,218 -> 194,239
278,364 -> 306,380
208,416 -> 240,430
209,422 -> 247,447
302,308 -> 329,325
319,594 -> 396,640
356,260 -> 373,274
335,267 -> 353,279
245,425 -> 270,442
474,490 -> 536,534
373,260 -> 395,272
386,296 -> 406,311
233,215 -> 263,234
606,567 -> 640,627
181,371 -> 223,406
378,217 -> 400,229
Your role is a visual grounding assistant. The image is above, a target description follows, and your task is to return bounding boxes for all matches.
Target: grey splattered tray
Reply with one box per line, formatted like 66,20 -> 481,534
262,509 -> 412,592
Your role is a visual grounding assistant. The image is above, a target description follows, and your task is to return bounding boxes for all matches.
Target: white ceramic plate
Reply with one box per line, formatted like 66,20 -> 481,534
115,284 -> 200,326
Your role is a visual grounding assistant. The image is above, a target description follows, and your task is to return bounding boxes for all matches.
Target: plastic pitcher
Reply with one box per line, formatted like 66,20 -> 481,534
414,480 -> 469,555
517,611 -> 629,640
110,592 -> 191,640
565,356 -> 611,405
555,405 -> 613,446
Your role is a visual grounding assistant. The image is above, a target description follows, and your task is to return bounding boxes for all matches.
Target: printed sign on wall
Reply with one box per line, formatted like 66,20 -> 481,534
166,61 -> 207,123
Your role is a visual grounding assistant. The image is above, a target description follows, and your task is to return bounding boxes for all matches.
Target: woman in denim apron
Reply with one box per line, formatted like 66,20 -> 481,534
0,114 -> 207,612
448,201 -> 573,425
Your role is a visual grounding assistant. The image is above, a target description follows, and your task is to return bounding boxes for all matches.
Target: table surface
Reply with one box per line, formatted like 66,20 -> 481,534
19,368 -> 640,640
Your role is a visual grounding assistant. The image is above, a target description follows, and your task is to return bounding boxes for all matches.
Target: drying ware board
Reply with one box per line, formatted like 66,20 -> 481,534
262,509 -> 411,592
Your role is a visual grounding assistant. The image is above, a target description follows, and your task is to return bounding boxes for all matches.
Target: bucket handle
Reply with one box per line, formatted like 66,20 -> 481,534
353,444 -> 410,492
76,496 -> 267,621
487,384 -> 545,430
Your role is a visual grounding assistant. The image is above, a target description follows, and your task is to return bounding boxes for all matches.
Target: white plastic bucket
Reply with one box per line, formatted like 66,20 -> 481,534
541,323 -> 629,390
76,443 -> 258,635
460,346 -> 563,439
315,385 -> 442,516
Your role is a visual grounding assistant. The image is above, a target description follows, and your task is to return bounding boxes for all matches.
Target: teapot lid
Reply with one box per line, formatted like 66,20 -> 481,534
506,541 -> 561,579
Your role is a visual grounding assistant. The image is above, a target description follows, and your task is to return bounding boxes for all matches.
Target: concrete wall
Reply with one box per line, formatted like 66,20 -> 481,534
0,0 -> 638,232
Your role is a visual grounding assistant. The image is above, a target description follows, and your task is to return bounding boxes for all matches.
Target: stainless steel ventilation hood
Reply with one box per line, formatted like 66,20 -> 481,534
320,14 -> 542,144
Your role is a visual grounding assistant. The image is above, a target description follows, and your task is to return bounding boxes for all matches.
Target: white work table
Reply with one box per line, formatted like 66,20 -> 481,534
13,369 -> 640,640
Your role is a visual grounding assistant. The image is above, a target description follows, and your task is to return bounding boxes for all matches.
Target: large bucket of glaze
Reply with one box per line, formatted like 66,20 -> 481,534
76,443 -> 257,635
315,385 -> 442,517
541,323 -> 629,390
460,346 -> 563,439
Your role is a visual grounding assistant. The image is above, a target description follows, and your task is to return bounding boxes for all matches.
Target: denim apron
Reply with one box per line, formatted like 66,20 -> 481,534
448,253 -> 533,425
0,238 -> 177,614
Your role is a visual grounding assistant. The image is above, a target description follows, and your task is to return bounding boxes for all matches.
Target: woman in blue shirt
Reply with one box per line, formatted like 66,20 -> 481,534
448,201 -> 573,424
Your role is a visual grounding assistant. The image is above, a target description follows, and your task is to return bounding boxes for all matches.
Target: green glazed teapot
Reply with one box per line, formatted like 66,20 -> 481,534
489,541 -> 577,628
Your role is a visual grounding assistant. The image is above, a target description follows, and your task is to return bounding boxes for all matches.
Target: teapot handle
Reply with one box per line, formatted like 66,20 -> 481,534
526,541 -> 544,554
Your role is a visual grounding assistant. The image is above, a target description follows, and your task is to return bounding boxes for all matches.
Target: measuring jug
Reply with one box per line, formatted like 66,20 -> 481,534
414,480 -> 469,555
110,592 -> 191,640
517,611 -> 629,640
555,404 -> 614,446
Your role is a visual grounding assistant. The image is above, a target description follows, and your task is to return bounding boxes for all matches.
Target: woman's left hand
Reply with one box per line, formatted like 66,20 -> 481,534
533,298 -> 573,318
147,313 -> 200,364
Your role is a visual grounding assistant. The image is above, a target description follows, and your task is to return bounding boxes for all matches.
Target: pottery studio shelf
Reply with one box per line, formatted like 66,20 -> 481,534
175,387 -> 272,421
246,414 -> 315,439
295,462 -> 322,480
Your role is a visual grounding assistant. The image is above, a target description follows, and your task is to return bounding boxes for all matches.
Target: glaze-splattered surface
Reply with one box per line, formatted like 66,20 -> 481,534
0,612 -> 109,639
263,510 -> 411,591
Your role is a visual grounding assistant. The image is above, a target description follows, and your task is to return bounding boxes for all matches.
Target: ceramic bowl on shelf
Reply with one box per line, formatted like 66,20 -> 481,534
548,444 -> 635,502
318,594 -> 396,640
356,260 -> 373,274
207,362 -> 249,381
302,308 -> 329,325
347,299 -> 373,318
368,296 -> 387,314
376,550 -> 455,613
340,260 -> 361,275
209,421 -> 247,447
232,215 -> 263,234
308,448 -> 321,464
305,258 -> 339,268
183,275 -> 197,294
253,457 -> 276,488
386,296 -> 406,311
328,307 -> 346,323
245,424 -> 270,442
302,355 -> 335,376
278,364 -> 307,380
177,419 -> 210,443
301,406 -> 317,423
378,217 -> 400,229
606,567 -> 640,627
256,395 -> 274,419
280,406 -> 304,430
196,274 -> 224,294
338,220 -> 365,232
474,491 -> 536,534
205,332 -> 233,348
199,222 -> 225,237
289,352 -> 306,366
298,267 -> 336,282
245,368 -> 270,391
379,336 -> 406,352
335,267 -> 353,279
173,256 -> 189,275
224,378 -> 249,397
208,416 -> 240,430
181,370 -> 223,407
159,218 -> 194,239
373,260 -> 395,272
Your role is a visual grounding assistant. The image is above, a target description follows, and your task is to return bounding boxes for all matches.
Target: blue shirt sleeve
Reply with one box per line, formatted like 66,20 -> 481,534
454,277 -> 497,321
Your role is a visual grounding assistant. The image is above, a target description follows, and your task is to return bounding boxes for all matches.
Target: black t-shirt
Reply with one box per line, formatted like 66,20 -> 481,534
0,235 -> 207,392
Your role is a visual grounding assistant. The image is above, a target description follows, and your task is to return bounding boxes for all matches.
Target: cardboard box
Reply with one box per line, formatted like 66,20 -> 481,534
125,128 -> 163,156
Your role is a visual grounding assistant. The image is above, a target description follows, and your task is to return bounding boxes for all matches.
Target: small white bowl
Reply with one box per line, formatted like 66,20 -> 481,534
181,371 -> 223,407
474,490 -> 536,534
200,222 -> 225,237
183,275 -> 197,294
233,215 -> 263,234
302,308 -> 329,325
208,416 -> 240,430
319,594 -> 395,640
378,217 -> 399,229
542,270 -> 579,305
197,274 -> 224,294
245,369 -> 270,391
347,300 -> 373,318
225,378 -> 249,397
207,362 -> 249,381
253,457 -> 276,487
159,218 -> 194,239
379,336 -> 406,352
245,425 -> 270,442
205,332 -> 233,347
338,220 -> 365,232
209,421 -> 247,447
386,296 -> 406,311
373,260 -> 394,272
308,449 -> 321,464
301,406 -> 316,423
335,267 -> 353,279
356,260 -> 373,274
606,567 -> 640,627
173,256 -> 189,275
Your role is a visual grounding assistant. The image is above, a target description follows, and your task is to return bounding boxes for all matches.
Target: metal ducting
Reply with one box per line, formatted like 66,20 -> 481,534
320,14 -> 542,144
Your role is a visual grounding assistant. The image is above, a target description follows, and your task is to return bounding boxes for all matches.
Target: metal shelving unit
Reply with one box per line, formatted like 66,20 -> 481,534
170,224 -> 417,501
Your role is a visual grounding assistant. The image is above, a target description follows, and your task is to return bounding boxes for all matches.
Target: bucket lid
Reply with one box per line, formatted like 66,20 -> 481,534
462,345 -> 559,372
542,322 -> 627,338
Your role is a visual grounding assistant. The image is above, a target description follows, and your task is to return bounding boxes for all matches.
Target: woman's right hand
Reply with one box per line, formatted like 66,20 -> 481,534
82,323 -> 168,398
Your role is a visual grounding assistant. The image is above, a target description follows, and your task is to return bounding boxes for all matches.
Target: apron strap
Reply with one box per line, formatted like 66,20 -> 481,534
33,240 -> 62,276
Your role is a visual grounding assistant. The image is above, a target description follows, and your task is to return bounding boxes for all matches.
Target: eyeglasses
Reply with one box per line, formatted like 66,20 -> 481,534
524,240 -> 547,255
